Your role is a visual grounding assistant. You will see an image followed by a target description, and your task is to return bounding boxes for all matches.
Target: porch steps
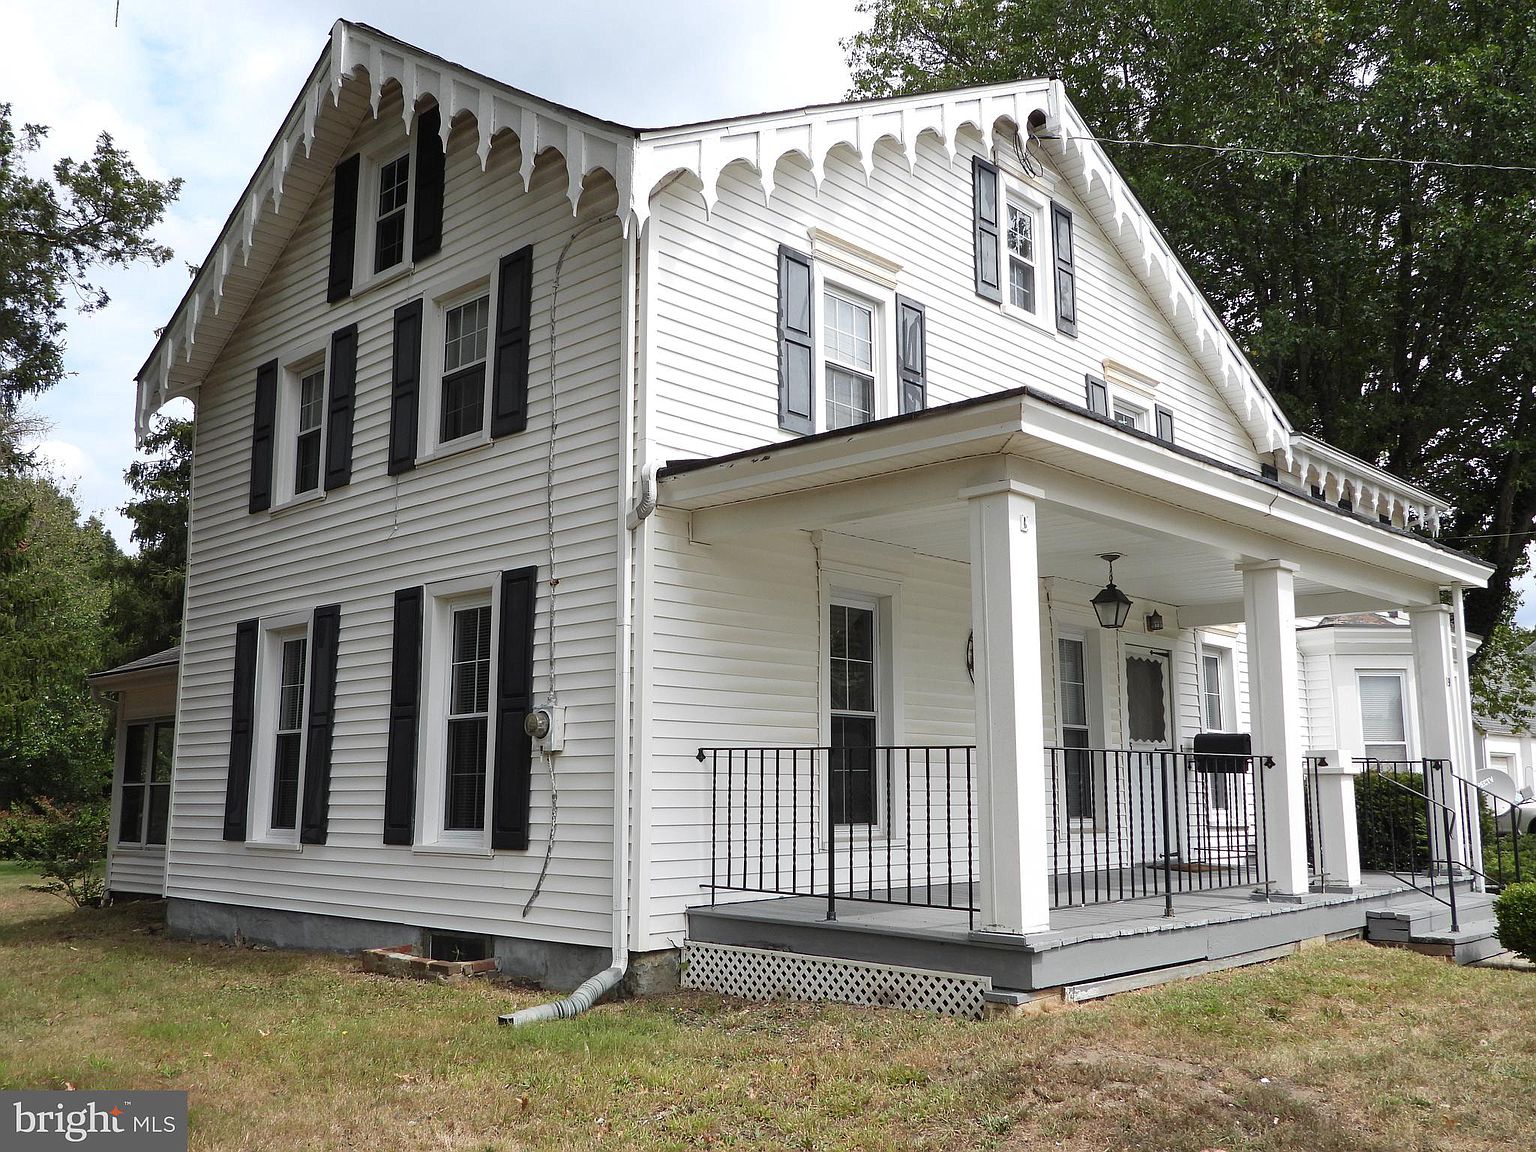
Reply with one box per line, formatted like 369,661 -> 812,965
1364,887 -> 1506,965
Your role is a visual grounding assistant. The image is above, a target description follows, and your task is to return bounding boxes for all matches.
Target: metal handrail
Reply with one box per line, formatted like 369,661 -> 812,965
1355,759 -> 1460,932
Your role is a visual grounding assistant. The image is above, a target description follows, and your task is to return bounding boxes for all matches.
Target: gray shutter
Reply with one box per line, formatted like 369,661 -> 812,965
222,619 -> 259,842
1084,374 -> 1110,417
1051,201 -> 1077,336
383,586 -> 423,845
1155,405 -> 1175,444
388,300 -> 423,475
777,245 -> 814,433
490,245 -> 534,437
972,157 -> 1002,303
323,324 -> 357,490
412,106 -> 446,262
248,359 -> 278,513
491,566 -> 537,851
896,296 -> 926,414
327,154 -> 359,303
299,604 -> 341,845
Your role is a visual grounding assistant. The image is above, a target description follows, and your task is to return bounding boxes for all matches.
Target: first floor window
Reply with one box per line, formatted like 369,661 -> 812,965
270,635 -> 308,830
294,366 -> 325,494
118,719 -> 174,846
445,602 -> 492,831
823,290 -> 875,430
1006,201 -> 1036,312
374,153 -> 410,273
829,600 -> 878,826
1058,637 -> 1093,820
1359,673 -> 1409,763
440,293 -> 491,443
1202,650 -> 1232,810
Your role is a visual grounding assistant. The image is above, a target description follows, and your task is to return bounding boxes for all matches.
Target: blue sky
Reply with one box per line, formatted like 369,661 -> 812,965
6,0 -> 1529,624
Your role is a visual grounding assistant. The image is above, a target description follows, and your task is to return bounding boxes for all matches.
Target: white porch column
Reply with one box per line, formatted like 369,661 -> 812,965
1239,560 -> 1309,897
1409,603 -> 1468,867
963,479 -> 1050,934
1307,748 -> 1363,890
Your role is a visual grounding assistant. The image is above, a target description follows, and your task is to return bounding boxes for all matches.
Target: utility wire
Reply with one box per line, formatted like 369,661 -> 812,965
1043,134 -> 1536,174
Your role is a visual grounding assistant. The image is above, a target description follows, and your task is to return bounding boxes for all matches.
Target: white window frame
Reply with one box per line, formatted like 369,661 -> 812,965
352,143 -> 415,293
114,717 -> 174,849
1054,626 -> 1103,829
248,611 -> 313,847
1358,670 -> 1412,764
416,263 -> 498,462
1001,183 -> 1053,331
272,341 -> 329,510
416,573 -> 501,853
810,262 -> 895,434
818,568 -> 902,842
1112,398 -> 1149,432
1197,639 -> 1239,815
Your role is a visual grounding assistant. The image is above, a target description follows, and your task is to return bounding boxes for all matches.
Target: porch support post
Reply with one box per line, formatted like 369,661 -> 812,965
963,478 -> 1050,934
1308,748 -> 1363,890
1239,559 -> 1308,898
1409,603 -> 1468,868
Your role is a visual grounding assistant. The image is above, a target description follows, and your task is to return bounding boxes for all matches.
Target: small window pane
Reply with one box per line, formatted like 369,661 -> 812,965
271,732 -> 302,830
152,723 -> 175,783
122,724 -> 149,784
1058,639 -> 1087,729
146,784 -> 171,845
279,639 -> 307,732
118,786 -> 144,844
1009,260 -> 1035,312
823,292 -> 873,372
1202,653 -> 1224,730
445,718 -> 488,831
440,365 -> 487,442
1007,205 -> 1034,261
444,296 -> 490,373
825,368 -> 873,429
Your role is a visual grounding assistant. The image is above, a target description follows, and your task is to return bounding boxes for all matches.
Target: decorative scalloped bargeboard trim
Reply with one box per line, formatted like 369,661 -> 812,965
682,939 -> 992,1020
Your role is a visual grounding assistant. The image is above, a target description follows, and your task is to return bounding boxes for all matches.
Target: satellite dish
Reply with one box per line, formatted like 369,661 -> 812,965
1478,769 -> 1520,806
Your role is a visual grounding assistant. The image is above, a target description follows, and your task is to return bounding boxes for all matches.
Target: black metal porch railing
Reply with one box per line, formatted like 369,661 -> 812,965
1353,758 -> 1461,931
1045,747 -> 1272,916
697,746 -> 980,926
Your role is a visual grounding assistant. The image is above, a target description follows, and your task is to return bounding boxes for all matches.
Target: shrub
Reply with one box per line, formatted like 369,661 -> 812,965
1355,770 -> 1430,872
13,800 -> 109,908
1494,882 -> 1536,963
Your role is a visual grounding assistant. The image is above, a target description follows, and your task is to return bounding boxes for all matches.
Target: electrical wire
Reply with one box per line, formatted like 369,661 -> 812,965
1043,133 -> 1536,174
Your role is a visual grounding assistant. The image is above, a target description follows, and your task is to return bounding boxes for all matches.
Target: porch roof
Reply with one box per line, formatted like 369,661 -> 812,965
657,387 -> 1491,614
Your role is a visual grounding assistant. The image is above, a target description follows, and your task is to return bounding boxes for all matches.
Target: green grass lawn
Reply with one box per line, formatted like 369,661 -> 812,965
0,869 -> 1532,1151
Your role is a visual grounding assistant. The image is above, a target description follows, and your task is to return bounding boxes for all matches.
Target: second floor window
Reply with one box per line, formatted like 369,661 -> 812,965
823,290 -> 876,429
374,153 -> 411,273
294,367 -> 325,494
441,293 -> 490,443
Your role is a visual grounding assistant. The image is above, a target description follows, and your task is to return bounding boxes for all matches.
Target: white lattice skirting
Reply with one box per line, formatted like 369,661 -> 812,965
682,940 -> 992,1020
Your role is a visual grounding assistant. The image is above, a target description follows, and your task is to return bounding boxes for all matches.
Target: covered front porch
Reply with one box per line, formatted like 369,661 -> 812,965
654,387 -> 1491,998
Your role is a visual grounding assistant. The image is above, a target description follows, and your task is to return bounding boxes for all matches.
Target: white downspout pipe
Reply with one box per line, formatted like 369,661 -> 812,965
502,209 -> 645,1027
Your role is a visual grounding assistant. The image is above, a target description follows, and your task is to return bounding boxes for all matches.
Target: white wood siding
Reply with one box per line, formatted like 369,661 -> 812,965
646,129 -> 1262,469
169,94 -> 625,949
107,679 -> 178,896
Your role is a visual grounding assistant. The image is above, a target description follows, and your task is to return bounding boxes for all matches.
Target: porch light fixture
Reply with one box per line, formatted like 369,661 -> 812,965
1091,553 -> 1133,630
1145,609 -> 1164,632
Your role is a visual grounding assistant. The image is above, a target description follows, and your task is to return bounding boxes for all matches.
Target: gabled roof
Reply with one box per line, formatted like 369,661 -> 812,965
135,19 -> 1308,464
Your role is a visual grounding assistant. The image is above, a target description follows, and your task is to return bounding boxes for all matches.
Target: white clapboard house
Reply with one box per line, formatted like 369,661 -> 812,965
110,20 -> 1497,1013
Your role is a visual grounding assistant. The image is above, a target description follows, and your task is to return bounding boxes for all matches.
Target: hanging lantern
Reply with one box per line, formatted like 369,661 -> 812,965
1091,552 -> 1133,629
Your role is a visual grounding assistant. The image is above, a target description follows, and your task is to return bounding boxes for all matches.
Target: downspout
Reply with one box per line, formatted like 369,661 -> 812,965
501,205 -> 646,1027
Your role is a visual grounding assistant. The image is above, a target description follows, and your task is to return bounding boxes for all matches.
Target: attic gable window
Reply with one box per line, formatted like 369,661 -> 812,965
823,290 -> 876,429
1006,201 -> 1037,313
374,153 -> 412,273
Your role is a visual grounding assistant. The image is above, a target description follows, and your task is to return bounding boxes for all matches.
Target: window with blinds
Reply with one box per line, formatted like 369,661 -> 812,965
1058,637 -> 1093,820
1358,673 -> 1409,763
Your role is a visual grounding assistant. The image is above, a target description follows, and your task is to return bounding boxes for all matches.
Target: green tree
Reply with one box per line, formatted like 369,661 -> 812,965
1470,607 -> 1536,734
102,415 -> 190,667
846,0 -> 1536,645
0,467 -> 120,807
0,103 -> 181,408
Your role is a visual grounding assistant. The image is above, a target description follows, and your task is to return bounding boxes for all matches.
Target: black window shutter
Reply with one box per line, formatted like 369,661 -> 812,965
896,296 -> 927,415
299,604 -> 342,845
1051,201 -> 1077,336
412,106 -> 446,262
490,245 -> 535,437
223,619 -> 259,842
383,586 -> 424,845
972,157 -> 1002,303
1155,405 -> 1175,444
388,300 -> 423,475
777,245 -> 814,434
491,566 -> 537,851
327,154 -> 360,303
1085,374 -> 1110,417
323,324 -> 358,490
249,359 -> 278,513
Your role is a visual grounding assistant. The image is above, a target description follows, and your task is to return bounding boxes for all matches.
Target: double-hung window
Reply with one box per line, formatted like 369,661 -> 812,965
1359,673 -> 1409,763
1201,648 -> 1233,811
293,366 -> 326,495
374,153 -> 411,274
444,601 -> 492,832
117,720 -> 174,846
440,292 -> 491,444
1006,200 -> 1038,313
829,600 -> 879,827
1057,637 -> 1094,821
270,633 -> 308,831
823,291 -> 876,429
